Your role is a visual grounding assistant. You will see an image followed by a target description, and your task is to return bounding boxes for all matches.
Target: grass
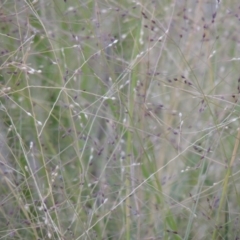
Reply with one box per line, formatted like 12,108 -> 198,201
0,0 -> 240,239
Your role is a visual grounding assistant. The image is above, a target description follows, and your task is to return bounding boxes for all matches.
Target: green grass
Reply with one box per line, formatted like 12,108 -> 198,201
0,0 -> 240,239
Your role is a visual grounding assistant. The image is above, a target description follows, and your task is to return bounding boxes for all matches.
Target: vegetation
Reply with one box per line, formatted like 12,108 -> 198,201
0,1 -> 240,239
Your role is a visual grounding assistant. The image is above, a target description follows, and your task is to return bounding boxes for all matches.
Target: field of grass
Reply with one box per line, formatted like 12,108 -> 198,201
0,0 -> 240,239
